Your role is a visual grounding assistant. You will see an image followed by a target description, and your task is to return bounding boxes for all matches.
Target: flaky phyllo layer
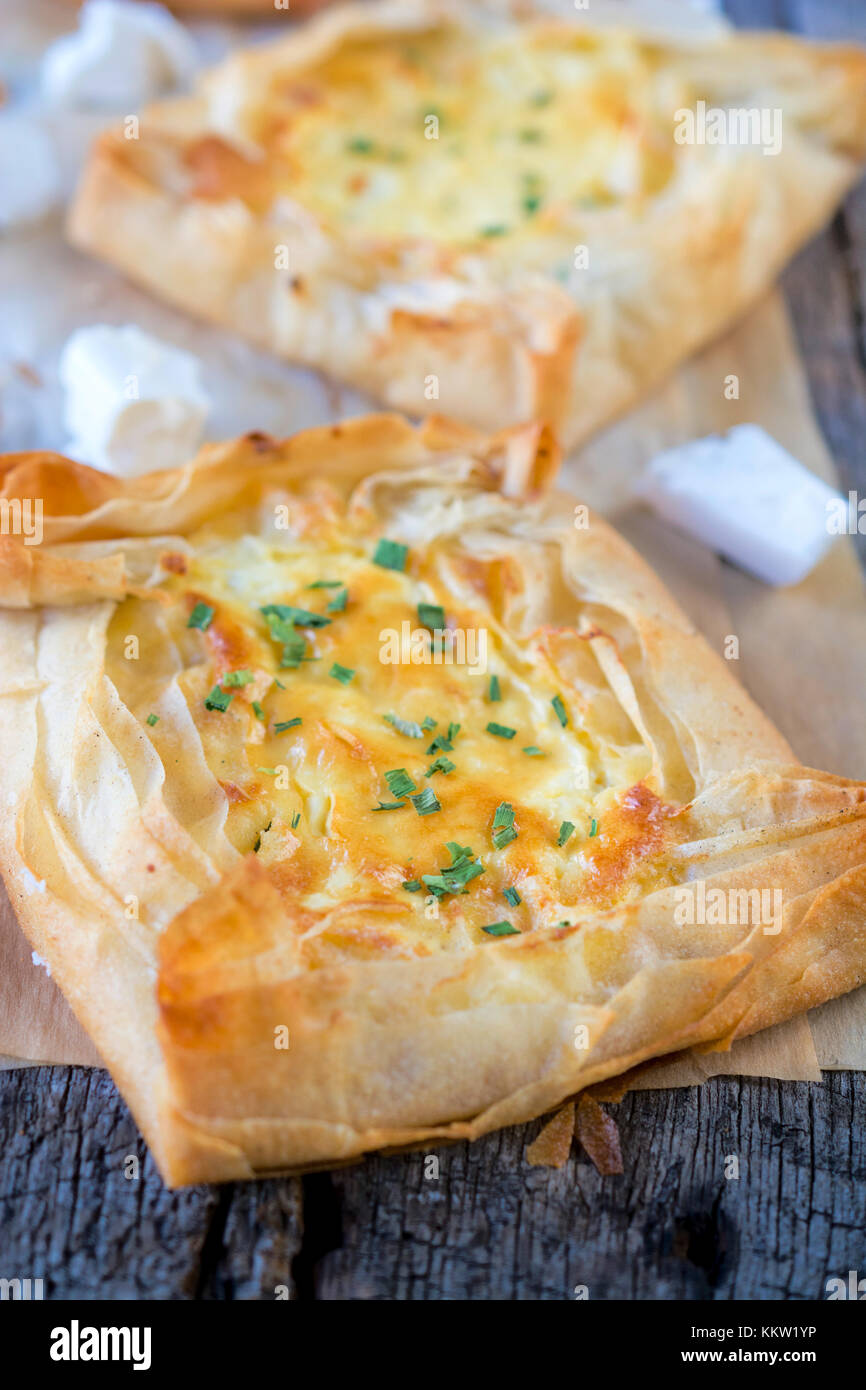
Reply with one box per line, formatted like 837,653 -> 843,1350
1,416 -> 865,1184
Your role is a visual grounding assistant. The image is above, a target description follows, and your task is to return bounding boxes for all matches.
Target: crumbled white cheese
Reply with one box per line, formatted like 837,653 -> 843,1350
0,112 -> 63,229
20,867 -> 47,896
59,324 -> 210,476
31,952 -> 51,977
637,425 -> 842,586
41,0 -> 197,110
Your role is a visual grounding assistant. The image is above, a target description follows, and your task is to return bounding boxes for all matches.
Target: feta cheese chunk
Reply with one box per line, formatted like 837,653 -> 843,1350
60,325 -> 210,476
0,112 -> 62,228
637,425 -> 842,586
41,0 -> 197,110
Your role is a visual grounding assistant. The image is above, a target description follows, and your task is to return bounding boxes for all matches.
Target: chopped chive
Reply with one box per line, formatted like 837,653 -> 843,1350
487,675 -> 501,702
421,716 -> 437,731
426,733 -> 454,755
261,603 -> 331,629
252,701 -> 265,721
385,768 -> 416,799
422,843 -> 484,897
347,136 -> 375,154
487,722 -> 516,739
558,821 -> 575,847
503,886 -> 521,907
552,694 -> 569,727
273,678 -> 286,690
257,766 -> 278,775
145,713 -> 159,727
384,712 -> 424,739
480,224 -> 508,237
329,663 -> 355,685
373,538 -> 408,572
222,669 -> 254,688
411,787 -> 441,816
187,602 -> 214,631
522,194 -> 542,214
274,718 -> 302,732
522,746 -> 545,756
373,800 -> 408,812
205,685 -> 232,712
482,921 -> 521,937
492,801 -> 517,849
447,722 -> 461,742
262,610 -> 306,668
425,755 -> 455,777
402,879 -> 423,892
589,818 -> 599,838
327,587 -> 348,613
556,919 -> 572,928
307,580 -> 343,589
291,812 -> 301,829
418,601 -> 446,630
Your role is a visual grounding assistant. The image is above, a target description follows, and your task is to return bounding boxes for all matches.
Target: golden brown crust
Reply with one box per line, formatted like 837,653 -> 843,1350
66,0 -> 866,448
2,415 -> 866,1186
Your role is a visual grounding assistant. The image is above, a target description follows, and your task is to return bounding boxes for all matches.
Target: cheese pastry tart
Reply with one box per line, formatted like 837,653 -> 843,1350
67,0 -> 866,448
1,414 -> 865,1185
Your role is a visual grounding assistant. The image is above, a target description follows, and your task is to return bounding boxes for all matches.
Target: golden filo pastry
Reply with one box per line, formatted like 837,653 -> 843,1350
1,414 -> 865,1186
67,0 -> 866,449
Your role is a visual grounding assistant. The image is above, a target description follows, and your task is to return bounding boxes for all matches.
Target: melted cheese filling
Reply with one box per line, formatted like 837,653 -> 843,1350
236,28 -> 680,244
107,495 -> 669,962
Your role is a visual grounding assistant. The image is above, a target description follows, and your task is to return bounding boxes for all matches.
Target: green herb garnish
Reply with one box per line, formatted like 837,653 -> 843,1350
418,601 -> 446,630
402,879 -> 423,892
492,801 -> 517,850
329,663 -> 355,685
411,787 -> 441,816
261,603 -> 331,629
522,746 -> 545,756
487,722 -> 516,739
347,136 -> 375,154
480,224 -> 508,238
187,602 -> 214,631
384,712 -> 424,739
482,921 -> 520,937
422,843 -> 484,898
552,694 -> 569,728
373,538 -> 408,572
204,685 -> 232,712
589,819 -> 599,838
385,768 -> 416,799
252,701 -> 265,722
146,713 -> 159,727
373,800 -> 408,812
425,755 -> 455,777
222,669 -> 254,688
327,587 -> 348,613
274,718 -> 302,732
307,580 -> 343,589
262,609 -> 306,669
558,821 -> 575,847
291,812 -> 301,829
503,887 -> 521,907
487,675 -> 501,702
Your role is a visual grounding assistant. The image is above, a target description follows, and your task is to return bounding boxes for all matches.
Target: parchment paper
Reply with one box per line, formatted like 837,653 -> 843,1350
0,0 -> 863,1085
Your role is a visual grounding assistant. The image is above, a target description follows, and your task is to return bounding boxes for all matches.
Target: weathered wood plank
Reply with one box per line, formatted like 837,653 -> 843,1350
314,1075 -> 866,1300
0,1066 -> 302,1300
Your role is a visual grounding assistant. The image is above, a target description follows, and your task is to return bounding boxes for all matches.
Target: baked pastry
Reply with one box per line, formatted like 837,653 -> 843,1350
1,413 -> 865,1185
67,0 -> 866,449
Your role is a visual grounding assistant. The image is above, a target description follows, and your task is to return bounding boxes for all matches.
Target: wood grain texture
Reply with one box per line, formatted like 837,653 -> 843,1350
1,0 -> 865,1302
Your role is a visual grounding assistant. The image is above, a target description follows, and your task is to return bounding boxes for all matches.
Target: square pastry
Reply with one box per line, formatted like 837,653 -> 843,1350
1,415 -> 864,1184
68,0 -> 866,446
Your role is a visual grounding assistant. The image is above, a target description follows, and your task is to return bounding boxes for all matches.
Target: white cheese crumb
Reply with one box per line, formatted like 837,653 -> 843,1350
41,0 -> 197,110
60,324 -> 211,476
31,952 -> 52,977
0,112 -> 63,229
19,867 -> 47,896
637,425 -> 842,586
